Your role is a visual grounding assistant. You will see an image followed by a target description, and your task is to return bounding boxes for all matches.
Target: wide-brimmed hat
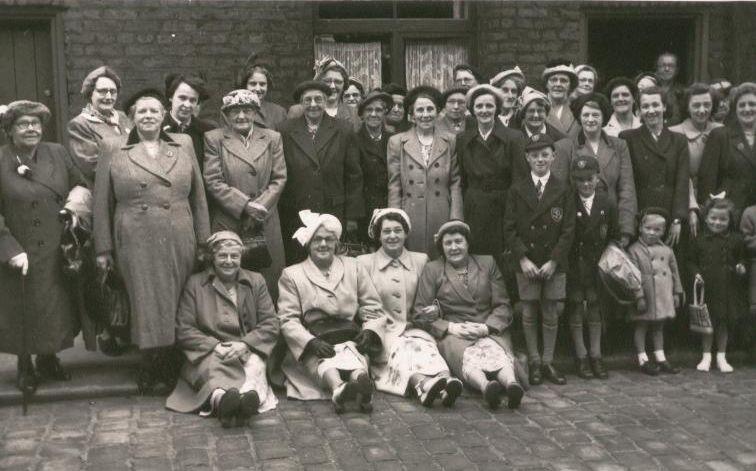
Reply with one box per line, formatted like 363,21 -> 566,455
221,89 -> 261,112
0,100 -> 51,133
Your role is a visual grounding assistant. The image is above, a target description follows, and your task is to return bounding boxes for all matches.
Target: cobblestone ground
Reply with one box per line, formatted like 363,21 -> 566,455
1,367 -> 755,471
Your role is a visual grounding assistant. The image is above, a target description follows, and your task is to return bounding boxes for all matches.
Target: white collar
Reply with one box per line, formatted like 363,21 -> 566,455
525,124 -> 547,138
580,193 -> 595,204
531,171 -> 550,186
479,126 -> 494,141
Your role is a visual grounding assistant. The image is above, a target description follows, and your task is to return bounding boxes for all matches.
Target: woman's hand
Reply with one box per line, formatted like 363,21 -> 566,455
96,253 -> 113,275
245,202 -> 268,222
688,210 -> 699,239
214,341 -> 249,362
736,263 -> 747,276
447,322 -> 480,340
538,260 -> 557,280
465,322 -> 489,338
8,252 -> 29,276
636,297 -> 647,313
358,306 -> 382,321
666,221 -> 682,246
520,257 -> 540,280
305,338 -> 335,358
415,304 -> 440,323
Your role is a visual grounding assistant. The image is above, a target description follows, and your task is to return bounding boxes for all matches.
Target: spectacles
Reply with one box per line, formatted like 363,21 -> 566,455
311,236 -> 337,245
302,96 -> 325,105
15,120 -> 42,129
95,87 -> 118,96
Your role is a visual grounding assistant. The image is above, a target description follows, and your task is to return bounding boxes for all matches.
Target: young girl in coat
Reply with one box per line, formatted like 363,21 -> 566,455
627,208 -> 684,376
690,197 -> 747,372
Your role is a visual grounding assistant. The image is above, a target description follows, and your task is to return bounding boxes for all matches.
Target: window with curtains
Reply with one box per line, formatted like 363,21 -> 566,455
405,40 -> 469,90
314,37 -> 383,91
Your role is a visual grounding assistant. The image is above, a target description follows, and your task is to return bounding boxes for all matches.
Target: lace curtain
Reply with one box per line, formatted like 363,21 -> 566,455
314,38 -> 382,92
405,40 -> 469,91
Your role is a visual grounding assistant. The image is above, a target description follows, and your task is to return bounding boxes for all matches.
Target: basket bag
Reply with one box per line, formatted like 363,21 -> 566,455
689,277 -> 713,335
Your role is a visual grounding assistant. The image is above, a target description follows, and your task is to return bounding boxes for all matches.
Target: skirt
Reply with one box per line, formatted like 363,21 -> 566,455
373,328 -> 450,396
314,341 -> 368,379
199,352 -> 277,416
462,337 -> 514,375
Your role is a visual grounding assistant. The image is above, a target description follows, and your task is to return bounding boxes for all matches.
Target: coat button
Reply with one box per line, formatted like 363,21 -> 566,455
530,243 -> 535,247
38,240 -> 44,247
434,162 -> 440,167
33,219 -> 41,226
409,180 -> 414,185
140,182 -> 147,188
163,203 -> 171,209
435,178 -> 440,183
31,201 -> 38,208
531,225 -> 535,230
409,164 -> 414,170
141,204 -> 148,210
407,193 -> 412,198
435,191 -> 440,196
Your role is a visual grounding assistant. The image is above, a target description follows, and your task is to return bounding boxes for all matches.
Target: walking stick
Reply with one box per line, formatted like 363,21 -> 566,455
19,274 -> 30,415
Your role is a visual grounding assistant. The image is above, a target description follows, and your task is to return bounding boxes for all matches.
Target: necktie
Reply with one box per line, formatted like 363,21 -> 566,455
536,179 -> 544,200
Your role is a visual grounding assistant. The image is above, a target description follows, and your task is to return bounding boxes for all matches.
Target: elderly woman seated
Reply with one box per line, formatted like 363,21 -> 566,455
166,231 -> 280,428
277,210 -> 386,413
357,208 -> 463,407
414,220 -> 526,409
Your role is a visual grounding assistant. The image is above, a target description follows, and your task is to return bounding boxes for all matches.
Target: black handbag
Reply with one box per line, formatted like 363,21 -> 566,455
240,219 -> 272,271
303,308 -> 360,344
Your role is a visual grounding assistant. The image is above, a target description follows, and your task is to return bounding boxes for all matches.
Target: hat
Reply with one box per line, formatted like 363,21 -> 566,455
221,89 -> 261,112
570,92 -> 611,126
571,154 -> 600,178
313,56 -> 348,82
165,72 -> 210,102
519,86 -> 551,114
347,77 -> 365,95
382,83 -> 407,97
709,78 -> 733,95
358,90 -> 392,116
433,219 -> 471,255
80,65 -> 122,98
453,64 -> 487,85
292,210 -> 343,247
490,66 -> 525,87
206,230 -> 243,249
465,84 -> 505,115
123,88 -> 166,114
542,59 -> 577,90
0,100 -> 51,133
368,208 -> 411,240
524,133 -> 555,153
404,85 -> 442,120
292,80 -> 332,103
442,87 -> 468,105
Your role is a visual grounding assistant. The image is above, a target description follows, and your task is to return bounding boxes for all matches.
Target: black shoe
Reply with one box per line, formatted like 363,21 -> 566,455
354,372 -> 374,413
528,362 -> 543,385
640,361 -> 660,376
541,363 -> 566,385
483,381 -> 504,409
656,360 -> 680,374
218,388 -> 241,428
35,355 -> 71,381
506,382 -> 524,410
575,358 -> 593,380
441,378 -> 463,408
16,355 -> 38,395
236,391 -> 260,426
136,363 -> 156,395
417,376 -> 446,408
590,357 -> 609,379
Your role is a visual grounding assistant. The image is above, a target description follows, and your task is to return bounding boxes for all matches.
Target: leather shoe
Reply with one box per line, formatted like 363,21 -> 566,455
236,390 -> 260,426
483,381 -> 504,409
528,362 -> 543,385
541,363 -> 566,385
657,360 -> 680,374
35,355 -> 71,381
441,378 -> 463,408
590,357 -> 609,380
575,358 -> 593,379
218,388 -> 241,428
506,382 -> 524,409
640,361 -> 660,376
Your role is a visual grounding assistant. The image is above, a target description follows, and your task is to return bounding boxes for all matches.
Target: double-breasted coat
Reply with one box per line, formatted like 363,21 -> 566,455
67,109 -> 131,187
166,267 -> 280,413
515,124 -> 575,182
412,255 -> 514,378
0,142 -> 87,354
387,129 -> 463,257
277,255 -> 386,400
355,124 -> 393,243
626,240 -> 683,321
162,114 -> 215,173
502,175 -> 576,271
457,122 -> 524,256
699,124 -> 756,218
288,102 -> 360,132
688,230 -> 747,330
203,126 -> 286,295
571,132 -> 638,237
93,131 -> 210,349
278,116 -> 364,263
619,126 -> 690,221
567,189 -> 618,303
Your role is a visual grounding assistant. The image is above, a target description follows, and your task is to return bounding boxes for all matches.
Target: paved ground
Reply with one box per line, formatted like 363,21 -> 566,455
1,363 -> 755,471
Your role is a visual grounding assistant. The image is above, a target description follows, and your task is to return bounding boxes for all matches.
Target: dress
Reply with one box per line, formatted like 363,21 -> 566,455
0,142 -> 86,354
357,249 -> 449,396
93,131 -> 210,349
626,240 -> 683,322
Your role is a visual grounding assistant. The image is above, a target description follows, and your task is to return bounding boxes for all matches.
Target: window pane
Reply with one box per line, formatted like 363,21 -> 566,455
397,1 -> 459,18
318,1 -> 393,19
405,39 -> 468,90
314,37 -> 383,91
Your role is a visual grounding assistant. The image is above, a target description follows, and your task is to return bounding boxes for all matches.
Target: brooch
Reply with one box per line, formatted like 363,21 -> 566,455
15,155 -> 32,178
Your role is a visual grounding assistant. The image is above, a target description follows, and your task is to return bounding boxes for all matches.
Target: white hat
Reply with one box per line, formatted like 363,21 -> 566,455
292,210 -> 342,247
490,66 -> 525,87
518,86 -> 551,113
368,208 -> 411,240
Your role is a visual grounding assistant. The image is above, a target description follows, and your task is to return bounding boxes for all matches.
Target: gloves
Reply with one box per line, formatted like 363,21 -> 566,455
354,330 -> 382,358
636,297 -> 647,313
9,252 -> 29,276
96,253 -> 114,276
304,338 -> 335,359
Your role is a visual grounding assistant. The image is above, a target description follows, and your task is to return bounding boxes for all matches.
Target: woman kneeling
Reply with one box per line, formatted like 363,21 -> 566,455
166,231 -> 279,427
414,220 -> 525,409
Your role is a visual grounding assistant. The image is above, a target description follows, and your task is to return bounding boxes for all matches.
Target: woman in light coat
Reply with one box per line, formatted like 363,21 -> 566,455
357,208 -> 463,407
203,89 -> 286,298
277,210 -> 386,413
387,86 -> 463,257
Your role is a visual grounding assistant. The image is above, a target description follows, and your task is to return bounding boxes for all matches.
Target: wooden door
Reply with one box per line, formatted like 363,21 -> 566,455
0,21 -> 57,141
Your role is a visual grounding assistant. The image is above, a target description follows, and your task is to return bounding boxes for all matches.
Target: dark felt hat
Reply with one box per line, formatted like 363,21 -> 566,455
571,154 -> 600,178
524,133 -> 555,153
292,80 -> 331,103
358,90 -> 392,116
123,88 -> 166,114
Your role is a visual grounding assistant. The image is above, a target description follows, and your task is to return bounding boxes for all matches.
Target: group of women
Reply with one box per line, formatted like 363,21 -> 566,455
1,57 -> 755,427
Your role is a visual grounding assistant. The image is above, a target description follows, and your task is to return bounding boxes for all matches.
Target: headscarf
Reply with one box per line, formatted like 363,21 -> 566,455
490,65 -> 525,88
368,208 -> 411,240
292,210 -> 342,247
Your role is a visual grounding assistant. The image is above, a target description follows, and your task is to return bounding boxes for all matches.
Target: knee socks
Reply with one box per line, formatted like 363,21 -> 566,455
541,301 -> 559,364
521,303 -> 541,363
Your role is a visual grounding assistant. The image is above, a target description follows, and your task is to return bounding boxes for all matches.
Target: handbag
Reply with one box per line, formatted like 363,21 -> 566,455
303,308 -> 360,344
689,277 -> 713,335
240,219 -> 272,271
598,243 -> 643,305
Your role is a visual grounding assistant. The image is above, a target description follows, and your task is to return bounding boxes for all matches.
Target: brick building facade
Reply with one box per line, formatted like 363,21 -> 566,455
1,0 -> 754,142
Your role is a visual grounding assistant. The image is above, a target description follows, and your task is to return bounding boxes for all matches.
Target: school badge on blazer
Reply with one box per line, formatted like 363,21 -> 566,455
551,207 -> 563,222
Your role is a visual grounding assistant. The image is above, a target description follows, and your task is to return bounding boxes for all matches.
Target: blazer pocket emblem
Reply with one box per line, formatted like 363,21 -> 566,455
551,207 -> 563,223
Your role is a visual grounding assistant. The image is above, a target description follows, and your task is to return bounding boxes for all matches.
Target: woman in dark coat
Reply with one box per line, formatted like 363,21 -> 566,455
0,101 -> 87,392
457,84 -> 524,257
239,62 -> 288,130
166,231 -> 280,427
93,89 -> 210,394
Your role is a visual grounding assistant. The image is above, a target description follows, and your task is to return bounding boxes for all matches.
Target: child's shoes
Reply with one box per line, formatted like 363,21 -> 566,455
716,353 -> 734,373
696,354 -> 711,372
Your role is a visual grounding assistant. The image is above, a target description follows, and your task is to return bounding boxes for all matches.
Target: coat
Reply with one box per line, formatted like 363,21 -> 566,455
457,122 -> 524,256
67,109 -> 131,187
546,104 -> 580,141
626,240 -> 683,321
739,206 -> 756,306
278,115 -> 364,263
502,174 -> 576,270
571,132 -> 638,237
620,126 -> 689,221
688,230 -> 747,329
93,131 -> 210,349
287,102 -> 360,132
412,255 -> 514,378
162,114 -> 215,173
203,126 -> 286,296
166,268 -> 279,413
277,255 -> 386,400
515,124 -> 575,182
567,189 -> 618,303
435,114 -> 468,137
256,100 -> 288,131
0,142 -> 87,354
387,129 -> 463,257
699,125 -> 756,218
355,124 -> 393,242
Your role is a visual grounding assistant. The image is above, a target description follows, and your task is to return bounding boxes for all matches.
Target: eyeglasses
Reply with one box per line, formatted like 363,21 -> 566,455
311,236 -> 337,245
302,96 -> 325,105
94,87 -> 118,96
363,106 -> 385,115
14,119 -> 42,129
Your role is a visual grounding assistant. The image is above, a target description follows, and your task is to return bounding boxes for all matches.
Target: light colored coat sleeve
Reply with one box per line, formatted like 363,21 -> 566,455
277,267 -> 315,361
253,131 -> 287,211
484,260 -> 513,333
92,138 -> 117,255
387,134 -> 402,208
175,278 -> 220,365
447,136 -> 463,220
179,134 -> 211,243
242,275 -> 280,358
203,132 -> 250,219
355,261 -> 387,343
